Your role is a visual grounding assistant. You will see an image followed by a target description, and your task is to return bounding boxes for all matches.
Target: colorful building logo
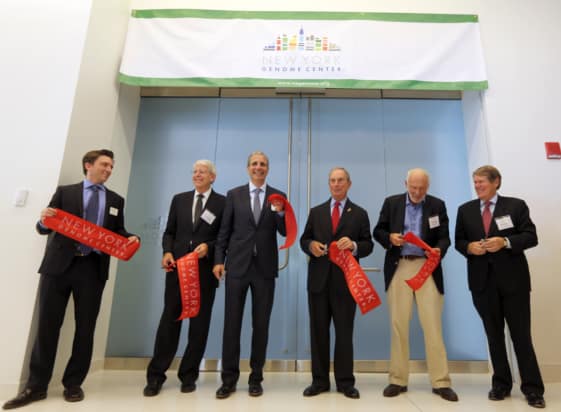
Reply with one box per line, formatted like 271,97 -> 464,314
263,26 -> 341,52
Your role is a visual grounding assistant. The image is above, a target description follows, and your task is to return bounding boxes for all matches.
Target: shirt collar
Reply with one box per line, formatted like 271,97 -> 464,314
480,193 -> 498,207
195,187 -> 212,198
331,198 -> 347,208
83,179 -> 105,192
249,182 -> 267,193
406,193 -> 424,207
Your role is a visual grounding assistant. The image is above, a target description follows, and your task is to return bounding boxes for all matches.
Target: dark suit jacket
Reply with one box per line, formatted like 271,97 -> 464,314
36,182 -> 135,280
455,195 -> 537,293
215,184 -> 286,278
162,189 -> 225,289
300,198 -> 374,294
373,193 -> 450,294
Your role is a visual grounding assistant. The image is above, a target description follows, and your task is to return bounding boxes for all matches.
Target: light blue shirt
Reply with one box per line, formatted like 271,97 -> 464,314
401,194 -> 424,256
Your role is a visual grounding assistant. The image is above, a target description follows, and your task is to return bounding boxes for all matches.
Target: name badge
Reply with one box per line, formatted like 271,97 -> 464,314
109,207 -> 119,216
495,215 -> 514,230
201,209 -> 216,224
428,215 -> 440,229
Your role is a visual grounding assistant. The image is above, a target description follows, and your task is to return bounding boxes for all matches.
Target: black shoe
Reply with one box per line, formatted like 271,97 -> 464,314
303,384 -> 330,397
488,387 -> 511,401
216,384 -> 236,399
143,381 -> 163,397
526,393 -> 546,409
180,382 -> 196,393
2,388 -> 47,410
337,386 -> 360,399
383,384 -> 408,397
63,386 -> 84,403
248,383 -> 263,397
432,387 -> 459,402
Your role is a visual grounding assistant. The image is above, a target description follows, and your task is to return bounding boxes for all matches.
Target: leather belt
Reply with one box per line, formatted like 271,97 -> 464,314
400,255 -> 424,260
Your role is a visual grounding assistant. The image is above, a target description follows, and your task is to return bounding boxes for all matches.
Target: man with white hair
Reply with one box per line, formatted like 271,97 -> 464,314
373,168 -> 458,402
143,160 -> 225,396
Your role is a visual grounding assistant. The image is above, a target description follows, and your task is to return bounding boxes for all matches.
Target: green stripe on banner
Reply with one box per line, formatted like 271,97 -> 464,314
131,9 -> 478,23
118,73 -> 488,91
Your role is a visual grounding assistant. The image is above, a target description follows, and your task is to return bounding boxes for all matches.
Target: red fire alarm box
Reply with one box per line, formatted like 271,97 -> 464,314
545,142 -> 561,159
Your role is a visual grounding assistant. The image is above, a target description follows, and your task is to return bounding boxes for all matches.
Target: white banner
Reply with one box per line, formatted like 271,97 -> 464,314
119,10 -> 488,90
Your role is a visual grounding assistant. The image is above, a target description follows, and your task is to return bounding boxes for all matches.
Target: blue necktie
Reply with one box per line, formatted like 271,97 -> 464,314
78,185 -> 99,255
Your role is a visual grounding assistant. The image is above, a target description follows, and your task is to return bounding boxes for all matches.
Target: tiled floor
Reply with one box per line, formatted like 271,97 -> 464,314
2,370 -> 557,411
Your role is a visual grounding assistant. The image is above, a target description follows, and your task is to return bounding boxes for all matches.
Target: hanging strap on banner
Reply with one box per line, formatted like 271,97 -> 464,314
267,193 -> 297,250
42,209 -> 140,261
402,232 -> 441,291
175,251 -> 201,320
328,242 -> 381,314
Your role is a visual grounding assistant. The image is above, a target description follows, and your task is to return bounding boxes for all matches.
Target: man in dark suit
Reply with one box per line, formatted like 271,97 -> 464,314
212,151 -> 286,399
143,160 -> 225,397
300,167 -> 373,399
3,149 -> 139,410
455,165 -> 545,409
373,168 -> 458,402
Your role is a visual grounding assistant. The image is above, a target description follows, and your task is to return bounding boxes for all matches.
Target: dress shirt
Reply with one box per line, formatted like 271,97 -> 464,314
401,195 -> 424,256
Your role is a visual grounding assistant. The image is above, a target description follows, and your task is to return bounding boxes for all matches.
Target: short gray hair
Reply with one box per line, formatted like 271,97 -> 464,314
193,159 -> 216,176
247,151 -> 269,167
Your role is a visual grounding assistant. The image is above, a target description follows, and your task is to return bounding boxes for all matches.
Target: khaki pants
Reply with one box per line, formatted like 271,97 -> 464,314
387,257 -> 451,388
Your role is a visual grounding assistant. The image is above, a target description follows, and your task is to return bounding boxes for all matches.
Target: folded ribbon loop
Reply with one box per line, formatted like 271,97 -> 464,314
267,193 -> 297,250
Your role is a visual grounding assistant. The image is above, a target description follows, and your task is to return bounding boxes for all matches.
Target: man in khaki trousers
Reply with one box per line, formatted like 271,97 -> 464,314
373,168 -> 458,402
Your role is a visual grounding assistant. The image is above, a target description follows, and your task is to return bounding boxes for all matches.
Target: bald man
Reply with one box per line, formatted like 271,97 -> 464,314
373,169 -> 457,402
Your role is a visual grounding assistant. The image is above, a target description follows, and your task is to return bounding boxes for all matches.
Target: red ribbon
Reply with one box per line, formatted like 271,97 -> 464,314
42,209 -> 140,261
267,194 -> 297,250
175,252 -> 201,320
328,242 -> 382,314
402,232 -> 441,291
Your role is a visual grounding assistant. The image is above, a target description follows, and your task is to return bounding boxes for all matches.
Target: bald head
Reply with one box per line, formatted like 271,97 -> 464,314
405,168 -> 430,204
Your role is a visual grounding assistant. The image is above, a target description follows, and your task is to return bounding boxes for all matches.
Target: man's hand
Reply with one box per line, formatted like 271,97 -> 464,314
483,237 -> 506,253
467,240 -> 487,255
194,242 -> 208,258
389,233 -> 404,247
40,207 -> 57,224
336,236 -> 355,252
213,264 -> 226,280
271,199 -> 284,212
309,240 -> 328,257
161,252 -> 175,272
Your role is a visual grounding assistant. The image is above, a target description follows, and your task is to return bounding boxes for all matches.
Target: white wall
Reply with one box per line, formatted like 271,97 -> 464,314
1,0 -> 559,398
0,0 -> 138,398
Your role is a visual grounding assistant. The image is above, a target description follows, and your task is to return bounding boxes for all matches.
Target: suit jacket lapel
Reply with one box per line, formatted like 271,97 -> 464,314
186,191 -> 196,232
77,182 -> 85,218
421,198 -> 430,239
396,194 -> 406,234
336,199 -> 353,234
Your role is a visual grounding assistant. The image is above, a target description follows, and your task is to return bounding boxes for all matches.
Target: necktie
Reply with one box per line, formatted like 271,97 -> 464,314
253,188 -> 262,224
194,193 -> 204,224
332,201 -> 340,234
482,200 -> 492,236
78,185 -> 99,255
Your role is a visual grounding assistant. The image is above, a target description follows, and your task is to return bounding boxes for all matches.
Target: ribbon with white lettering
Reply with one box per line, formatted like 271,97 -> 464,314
328,242 -> 381,314
402,232 -> 441,291
42,209 -> 140,261
175,251 -> 201,320
267,193 -> 297,250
